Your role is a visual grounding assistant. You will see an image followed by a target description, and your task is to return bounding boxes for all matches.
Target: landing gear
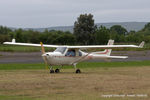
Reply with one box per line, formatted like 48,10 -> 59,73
49,66 -> 60,73
49,66 -> 55,73
73,64 -> 81,74
50,69 -> 55,73
55,69 -> 60,73
76,69 -> 81,73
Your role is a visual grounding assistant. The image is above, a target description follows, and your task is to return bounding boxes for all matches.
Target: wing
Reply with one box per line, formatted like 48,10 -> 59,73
3,39 -> 144,49
67,41 -> 144,49
3,39 -> 59,48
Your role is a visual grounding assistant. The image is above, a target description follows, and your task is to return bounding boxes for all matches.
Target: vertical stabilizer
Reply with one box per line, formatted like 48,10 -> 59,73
92,39 -> 114,56
105,39 -> 114,56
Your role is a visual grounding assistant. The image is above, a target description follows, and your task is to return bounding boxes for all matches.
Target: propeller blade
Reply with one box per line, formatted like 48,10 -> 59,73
40,42 -> 45,54
40,42 -> 48,69
42,56 -> 49,69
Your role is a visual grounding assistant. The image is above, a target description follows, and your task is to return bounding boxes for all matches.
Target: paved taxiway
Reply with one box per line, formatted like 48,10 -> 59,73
0,51 -> 150,63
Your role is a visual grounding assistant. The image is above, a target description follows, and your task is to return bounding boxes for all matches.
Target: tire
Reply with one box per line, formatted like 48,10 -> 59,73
50,69 -> 54,73
55,69 -> 60,73
76,69 -> 81,73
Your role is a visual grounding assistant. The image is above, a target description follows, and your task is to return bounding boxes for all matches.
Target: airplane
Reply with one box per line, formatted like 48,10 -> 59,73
3,39 -> 144,73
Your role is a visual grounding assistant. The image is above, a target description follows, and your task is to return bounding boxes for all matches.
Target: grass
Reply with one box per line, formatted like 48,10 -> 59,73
0,65 -> 150,100
0,95 -> 33,100
0,61 -> 150,100
0,60 -> 150,70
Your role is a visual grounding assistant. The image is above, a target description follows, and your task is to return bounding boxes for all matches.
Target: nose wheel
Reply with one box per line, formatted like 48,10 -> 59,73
76,69 -> 81,73
50,69 -> 55,73
49,67 -> 60,73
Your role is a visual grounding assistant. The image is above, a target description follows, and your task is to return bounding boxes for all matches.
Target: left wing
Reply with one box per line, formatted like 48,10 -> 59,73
67,41 -> 144,49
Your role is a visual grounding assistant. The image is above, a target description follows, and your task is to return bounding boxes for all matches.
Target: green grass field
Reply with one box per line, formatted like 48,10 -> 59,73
0,60 -> 150,70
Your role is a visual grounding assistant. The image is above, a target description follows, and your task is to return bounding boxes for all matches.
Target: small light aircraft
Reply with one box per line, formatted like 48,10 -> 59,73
4,39 -> 144,73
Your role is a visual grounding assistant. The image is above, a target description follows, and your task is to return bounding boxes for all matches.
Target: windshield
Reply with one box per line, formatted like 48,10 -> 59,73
54,47 -> 67,54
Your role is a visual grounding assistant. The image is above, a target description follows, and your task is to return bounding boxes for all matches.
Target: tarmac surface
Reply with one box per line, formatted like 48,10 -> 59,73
0,51 -> 150,63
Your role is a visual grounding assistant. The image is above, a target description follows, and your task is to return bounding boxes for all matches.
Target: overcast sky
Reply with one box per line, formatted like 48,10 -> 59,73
0,0 -> 150,28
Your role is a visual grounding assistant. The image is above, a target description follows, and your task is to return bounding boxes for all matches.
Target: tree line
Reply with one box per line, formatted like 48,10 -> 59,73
0,13 -> 150,45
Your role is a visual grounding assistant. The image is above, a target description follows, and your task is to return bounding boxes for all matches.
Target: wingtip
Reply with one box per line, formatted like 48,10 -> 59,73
3,42 -> 7,44
12,39 -> 16,43
139,41 -> 145,48
3,39 -> 16,44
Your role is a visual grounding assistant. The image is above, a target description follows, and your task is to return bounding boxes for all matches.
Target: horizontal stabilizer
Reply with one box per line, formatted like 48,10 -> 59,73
106,56 -> 128,59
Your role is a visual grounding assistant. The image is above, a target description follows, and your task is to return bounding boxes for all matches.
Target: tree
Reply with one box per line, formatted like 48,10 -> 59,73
0,34 -> 10,44
73,13 -> 97,44
0,26 -> 12,35
110,25 -> 127,35
95,26 -> 110,44
15,29 -> 23,42
26,30 -> 40,43
142,22 -> 150,31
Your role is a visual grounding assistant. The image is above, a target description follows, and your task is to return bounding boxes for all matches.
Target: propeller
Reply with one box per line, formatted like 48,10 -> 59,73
40,42 -> 49,69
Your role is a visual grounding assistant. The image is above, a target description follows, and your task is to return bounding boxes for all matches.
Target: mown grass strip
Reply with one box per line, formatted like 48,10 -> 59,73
0,60 -> 150,70
0,95 -> 33,100
0,63 -> 44,70
78,60 -> 150,68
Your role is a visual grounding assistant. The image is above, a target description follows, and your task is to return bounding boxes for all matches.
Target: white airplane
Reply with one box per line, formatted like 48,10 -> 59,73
4,39 -> 144,73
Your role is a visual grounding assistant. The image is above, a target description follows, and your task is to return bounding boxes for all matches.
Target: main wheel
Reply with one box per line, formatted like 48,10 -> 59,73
55,69 -> 60,73
76,69 -> 81,73
50,69 -> 54,73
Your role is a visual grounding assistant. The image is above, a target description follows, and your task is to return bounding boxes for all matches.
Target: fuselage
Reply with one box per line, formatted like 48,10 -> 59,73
43,51 -> 87,66
42,47 -> 111,66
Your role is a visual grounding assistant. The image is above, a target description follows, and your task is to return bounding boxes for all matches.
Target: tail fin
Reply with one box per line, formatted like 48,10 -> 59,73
92,39 -> 114,56
104,39 -> 114,56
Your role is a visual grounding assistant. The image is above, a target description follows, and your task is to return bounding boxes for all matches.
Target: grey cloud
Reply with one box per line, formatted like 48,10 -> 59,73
0,0 -> 150,28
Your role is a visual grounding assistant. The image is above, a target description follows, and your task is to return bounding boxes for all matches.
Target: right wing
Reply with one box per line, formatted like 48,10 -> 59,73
3,39 -> 59,48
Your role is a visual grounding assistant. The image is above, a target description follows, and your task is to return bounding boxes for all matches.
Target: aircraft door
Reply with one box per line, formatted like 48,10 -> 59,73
65,49 -> 76,57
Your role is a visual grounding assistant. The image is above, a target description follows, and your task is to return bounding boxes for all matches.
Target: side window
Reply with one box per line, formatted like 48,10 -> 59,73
65,50 -> 76,57
79,51 -> 82,56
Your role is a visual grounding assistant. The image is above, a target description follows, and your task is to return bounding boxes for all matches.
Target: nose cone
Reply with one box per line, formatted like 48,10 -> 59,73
42,52 -> 54,57
42,53 -> 49,57
42,52 -> 61,57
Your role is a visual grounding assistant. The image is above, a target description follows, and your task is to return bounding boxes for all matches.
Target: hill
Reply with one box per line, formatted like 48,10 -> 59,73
23,22 -> 148,33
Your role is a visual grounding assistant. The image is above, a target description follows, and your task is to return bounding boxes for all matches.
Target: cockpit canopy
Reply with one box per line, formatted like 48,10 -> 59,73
54,47 -> 82,56
54,47 -> 67,54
